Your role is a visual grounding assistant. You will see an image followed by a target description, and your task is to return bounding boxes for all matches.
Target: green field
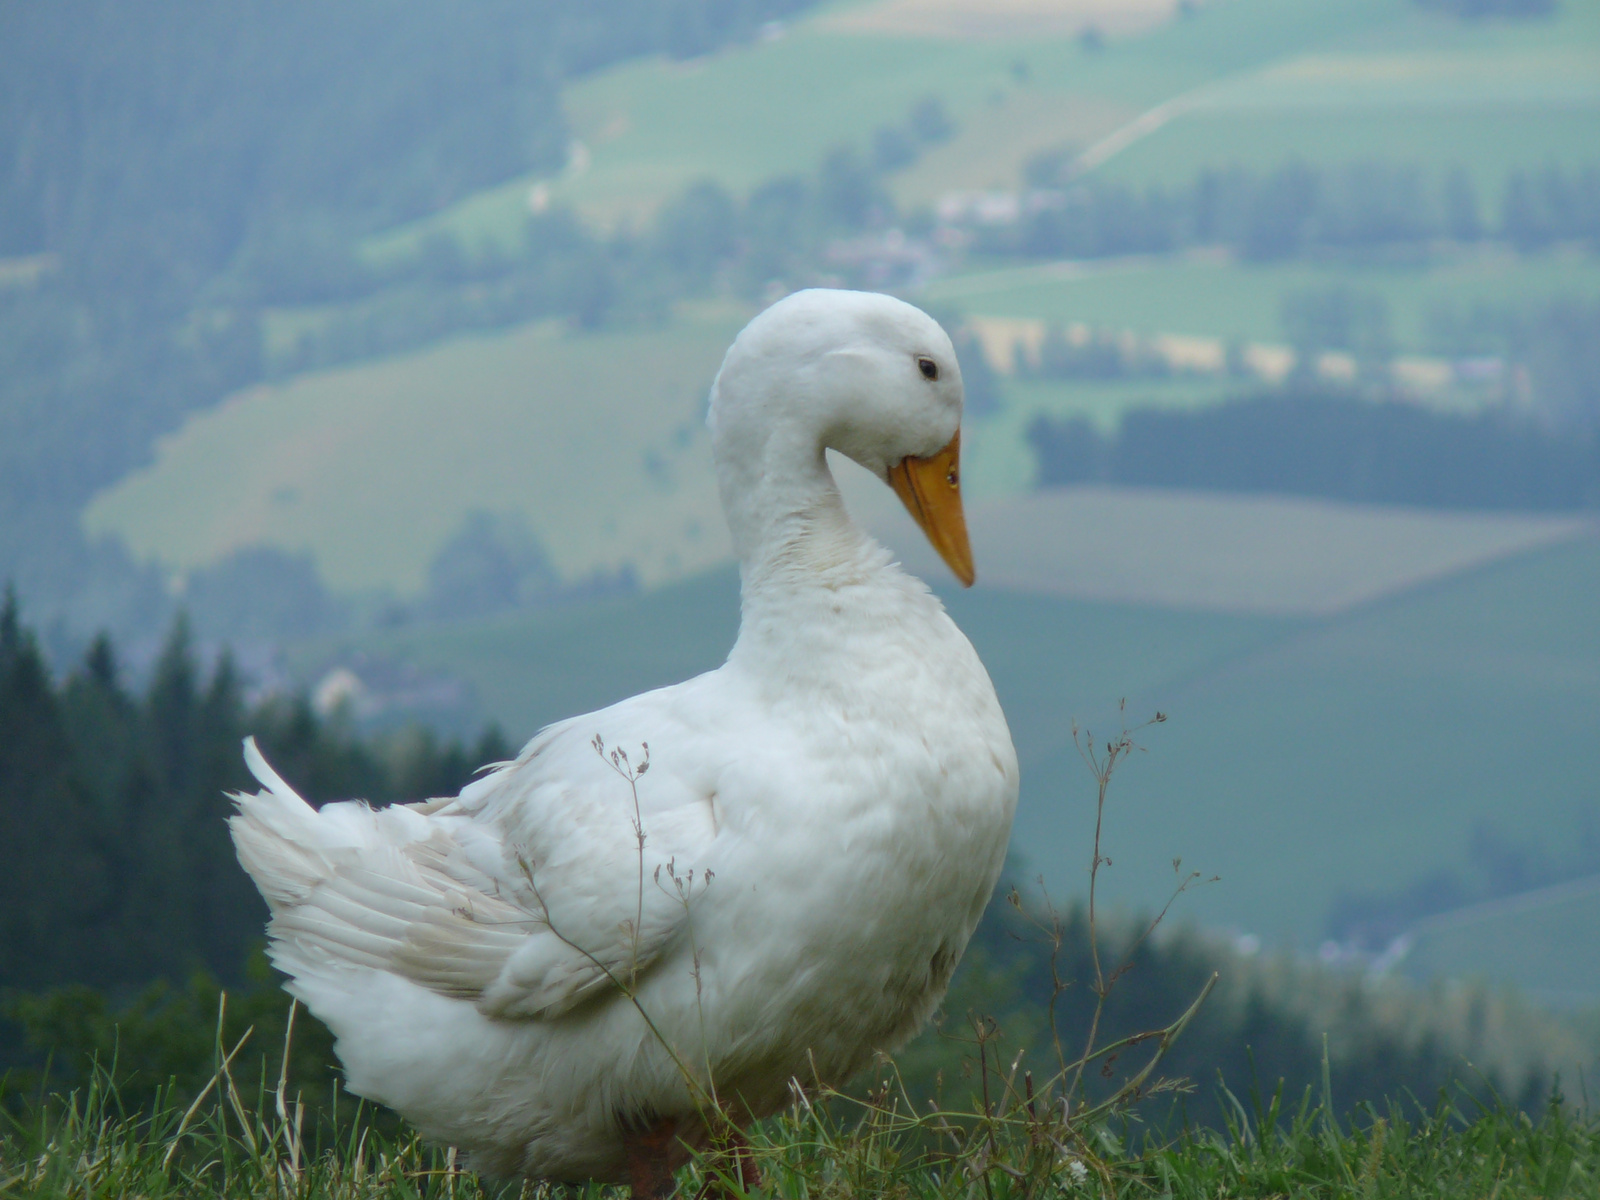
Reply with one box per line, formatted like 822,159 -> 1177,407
1078,534 -> 1600,949
295,567 -> 745,738
890,486 -> 1592,616
1404,879 -> 1600,1009
89,303 -> 1232,591
305,564 -> 1301,768
10,1029 -> 1600,1198
1104,107 -> 1600,195
363,3 -> 1129,254
86,307 -> 750,594
1102,6 -> 1600,188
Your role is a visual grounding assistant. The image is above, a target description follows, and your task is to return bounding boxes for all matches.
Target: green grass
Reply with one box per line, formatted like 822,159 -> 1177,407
1103,106 -> 1600,196
5,1049 -> 1599,1198
8,884 -> 1600,1197
85,307 -> 750,595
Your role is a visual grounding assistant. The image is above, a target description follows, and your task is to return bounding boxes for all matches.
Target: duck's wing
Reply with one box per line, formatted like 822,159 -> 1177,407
230,715 -> 721,1021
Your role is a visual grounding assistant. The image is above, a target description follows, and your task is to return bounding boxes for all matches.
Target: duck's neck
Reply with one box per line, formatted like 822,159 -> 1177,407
718,426 -> 929,685
720,424 -> 869,581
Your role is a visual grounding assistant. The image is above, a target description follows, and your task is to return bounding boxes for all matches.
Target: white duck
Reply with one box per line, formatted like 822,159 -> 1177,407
230,288 -> 1019,1192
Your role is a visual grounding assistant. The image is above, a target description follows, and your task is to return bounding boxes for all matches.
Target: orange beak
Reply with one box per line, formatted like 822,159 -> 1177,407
887,429 -> 975,587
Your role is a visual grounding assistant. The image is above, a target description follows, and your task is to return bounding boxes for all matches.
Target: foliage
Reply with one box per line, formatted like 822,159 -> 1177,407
0,590 -> 510,998
1028,390 -> 1600,510
985,158 -> 1600,262
4,1034 -> 1598,1200
1424,294 -> 1600,433
3,963 -> 340,1123
1417,0 -> 1557,16
1279,288 -> 1395,378
248,142 -> 932,386
0,0 -> 821,270
422,512 -> 637,623
182,548 -> 349,645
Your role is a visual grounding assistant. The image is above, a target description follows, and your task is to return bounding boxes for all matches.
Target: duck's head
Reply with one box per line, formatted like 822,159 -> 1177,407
709,288 -> 975,585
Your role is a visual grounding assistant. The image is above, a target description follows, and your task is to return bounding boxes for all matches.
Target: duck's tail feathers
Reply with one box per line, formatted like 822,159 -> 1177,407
230,735 -> 342,913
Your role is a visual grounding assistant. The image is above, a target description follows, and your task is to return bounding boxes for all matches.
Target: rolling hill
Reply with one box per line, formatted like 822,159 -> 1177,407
1042,530 -> 1600,950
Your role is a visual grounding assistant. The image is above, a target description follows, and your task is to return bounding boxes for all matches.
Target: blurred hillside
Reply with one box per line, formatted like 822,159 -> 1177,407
2,0 -> 1598,1019
0,0 -> 818,643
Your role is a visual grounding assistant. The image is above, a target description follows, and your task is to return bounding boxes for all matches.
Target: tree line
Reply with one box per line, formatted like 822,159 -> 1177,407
1416,0 -> 1555,15
1423,294 -> 1600,433
0,590 -> 510,997
1028,387 -> 1600,510
1016,291 -> 1599,441
977,158 -> 1600,261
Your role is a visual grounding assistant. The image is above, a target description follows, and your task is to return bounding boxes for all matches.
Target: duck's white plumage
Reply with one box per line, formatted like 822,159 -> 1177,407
230,288 -> 1019,1182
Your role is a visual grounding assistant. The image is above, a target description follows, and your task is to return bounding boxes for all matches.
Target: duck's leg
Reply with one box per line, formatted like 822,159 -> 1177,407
624,1118 -> 682,1200
698,1124 -> 761,1200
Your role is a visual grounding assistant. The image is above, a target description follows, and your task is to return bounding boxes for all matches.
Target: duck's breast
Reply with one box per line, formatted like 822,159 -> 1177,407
688,594 -> 1018,1096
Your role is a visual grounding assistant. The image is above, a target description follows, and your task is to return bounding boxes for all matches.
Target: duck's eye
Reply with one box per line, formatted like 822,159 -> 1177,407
917,357 -> 938,380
